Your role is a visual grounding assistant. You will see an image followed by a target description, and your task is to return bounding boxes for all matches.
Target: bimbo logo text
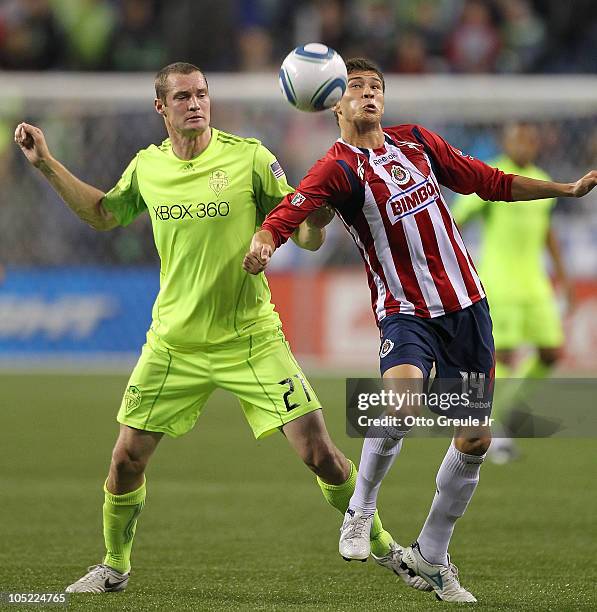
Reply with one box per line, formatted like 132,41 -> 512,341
385,178 -> 438,224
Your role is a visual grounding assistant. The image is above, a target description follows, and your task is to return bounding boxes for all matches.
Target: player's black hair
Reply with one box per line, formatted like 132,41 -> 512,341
154,62 -> 207,102
333,57 -> 385,125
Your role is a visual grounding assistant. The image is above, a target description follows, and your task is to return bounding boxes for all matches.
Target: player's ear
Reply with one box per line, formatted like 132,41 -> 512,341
154,97 -> 166,116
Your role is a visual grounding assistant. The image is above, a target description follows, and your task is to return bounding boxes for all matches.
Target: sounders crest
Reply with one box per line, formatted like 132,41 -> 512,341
209,169 -> 229,196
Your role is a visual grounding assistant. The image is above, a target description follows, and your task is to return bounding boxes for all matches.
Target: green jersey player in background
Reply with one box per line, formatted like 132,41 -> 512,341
451,122 -> 572,463
15,63 -> 425,594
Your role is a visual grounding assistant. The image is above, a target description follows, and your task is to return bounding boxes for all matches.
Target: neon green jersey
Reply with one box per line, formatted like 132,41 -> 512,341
103,128 -> 293,348
451,154 -> 556,302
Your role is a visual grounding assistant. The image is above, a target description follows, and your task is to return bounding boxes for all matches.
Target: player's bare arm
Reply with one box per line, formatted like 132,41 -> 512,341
511,170 -> 597,200
291,205 -> 335,251
14,122 -> 118,231
291,222 -> 326,251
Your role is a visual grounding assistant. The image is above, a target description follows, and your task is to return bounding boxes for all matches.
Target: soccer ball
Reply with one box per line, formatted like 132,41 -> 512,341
279,43 -> 348,112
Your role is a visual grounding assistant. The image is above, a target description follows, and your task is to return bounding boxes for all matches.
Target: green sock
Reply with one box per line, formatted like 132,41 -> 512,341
317,460 -> 393,557
103,479 -> 146,574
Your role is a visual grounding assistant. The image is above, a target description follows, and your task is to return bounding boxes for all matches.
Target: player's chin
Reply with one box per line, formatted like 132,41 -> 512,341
358,110 -> 381,123
357,118 -> 380,129
183,118 -> 207,130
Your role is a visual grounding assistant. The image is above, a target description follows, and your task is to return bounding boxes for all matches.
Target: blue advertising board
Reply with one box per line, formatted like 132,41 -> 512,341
0,267 -> 159,358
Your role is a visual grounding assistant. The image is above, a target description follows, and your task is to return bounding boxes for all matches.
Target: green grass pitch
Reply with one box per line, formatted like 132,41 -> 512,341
1,373 -> 595,611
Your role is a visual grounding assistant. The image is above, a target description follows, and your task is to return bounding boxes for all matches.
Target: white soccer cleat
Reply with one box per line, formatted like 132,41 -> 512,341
400,542 -> 477,603
339,508 -> 373,561
372,541 -> 432,591
65,564 -> 130,593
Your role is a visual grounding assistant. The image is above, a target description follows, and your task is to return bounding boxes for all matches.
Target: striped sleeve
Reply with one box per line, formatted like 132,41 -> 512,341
412,125 -> 515,202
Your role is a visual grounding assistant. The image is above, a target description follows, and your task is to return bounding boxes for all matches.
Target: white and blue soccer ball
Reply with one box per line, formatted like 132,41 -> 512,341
279,43 -> 348,112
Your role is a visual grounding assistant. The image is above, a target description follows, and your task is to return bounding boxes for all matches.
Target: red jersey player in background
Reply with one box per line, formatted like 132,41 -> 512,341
244,58 -> 597,603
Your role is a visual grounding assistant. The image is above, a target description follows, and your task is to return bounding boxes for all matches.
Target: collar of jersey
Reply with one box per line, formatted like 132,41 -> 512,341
163,127 -> 218,162
338,137 -> 368,156
337,136 -> 388,158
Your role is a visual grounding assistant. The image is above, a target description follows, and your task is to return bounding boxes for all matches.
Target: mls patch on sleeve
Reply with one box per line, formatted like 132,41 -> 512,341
270,160 -> 285,179
291,192 -> 306,207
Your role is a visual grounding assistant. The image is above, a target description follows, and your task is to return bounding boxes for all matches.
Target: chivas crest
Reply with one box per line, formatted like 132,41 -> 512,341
379,339 -> 395,358
391,164 -> 411,186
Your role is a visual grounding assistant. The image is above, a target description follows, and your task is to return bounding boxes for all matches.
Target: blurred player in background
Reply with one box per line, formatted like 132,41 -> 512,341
451,123 -> 572,463
15,62 -> 426,594
245,58 -> 597,603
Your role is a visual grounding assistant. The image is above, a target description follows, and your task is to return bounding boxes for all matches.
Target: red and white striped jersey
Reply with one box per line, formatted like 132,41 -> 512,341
262,124 -> 515,322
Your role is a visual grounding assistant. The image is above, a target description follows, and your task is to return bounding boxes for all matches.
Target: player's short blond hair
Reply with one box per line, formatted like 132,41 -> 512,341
154,62 -> 207,102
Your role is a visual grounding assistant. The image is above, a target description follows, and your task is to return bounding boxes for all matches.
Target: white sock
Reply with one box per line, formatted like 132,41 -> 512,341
417,442 -> 484,565
349,428 -> 405,514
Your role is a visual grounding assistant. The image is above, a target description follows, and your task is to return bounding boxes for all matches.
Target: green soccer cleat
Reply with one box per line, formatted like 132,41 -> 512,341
65,564 -> 130,593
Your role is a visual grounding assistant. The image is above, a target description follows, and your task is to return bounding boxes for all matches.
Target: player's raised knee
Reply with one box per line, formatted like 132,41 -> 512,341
110,446 -> 147,479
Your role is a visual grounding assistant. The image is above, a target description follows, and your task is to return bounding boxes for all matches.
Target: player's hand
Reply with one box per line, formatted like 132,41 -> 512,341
305,205 -> 335,229
14,122 -> 51,167
571,170 -> 597,198
243,230 -> 275,275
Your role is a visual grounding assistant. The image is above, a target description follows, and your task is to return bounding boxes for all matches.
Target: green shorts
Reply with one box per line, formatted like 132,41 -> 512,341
117,328 -> 321,439
490,297 -> 564,350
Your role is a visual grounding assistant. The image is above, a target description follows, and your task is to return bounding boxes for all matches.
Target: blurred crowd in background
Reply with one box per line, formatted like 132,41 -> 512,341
1,0 -> 596,273
2,103 -> 597,272
0,0 -> 596,74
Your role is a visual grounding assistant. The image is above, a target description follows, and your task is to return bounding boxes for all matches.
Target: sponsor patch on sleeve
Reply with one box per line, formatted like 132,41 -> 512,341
291,192 -> 306,207
270,160 -> 285,179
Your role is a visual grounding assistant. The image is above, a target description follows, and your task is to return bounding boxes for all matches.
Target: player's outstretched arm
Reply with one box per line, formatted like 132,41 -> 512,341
14,122 -> 118,231
243,230 -> 275,275
511,170 -> 597,201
